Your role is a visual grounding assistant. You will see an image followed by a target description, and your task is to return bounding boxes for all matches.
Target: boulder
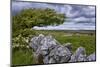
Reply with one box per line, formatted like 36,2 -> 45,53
29,34 -> 96,64
87,52 -> 96,61
49,45 -> 72,63
69,47 -> 87,62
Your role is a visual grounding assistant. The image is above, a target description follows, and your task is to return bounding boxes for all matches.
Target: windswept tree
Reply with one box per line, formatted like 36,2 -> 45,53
12,8 -> 66,32
12,8 -> 66,65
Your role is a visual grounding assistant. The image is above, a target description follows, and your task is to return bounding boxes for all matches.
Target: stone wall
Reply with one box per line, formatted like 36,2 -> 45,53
29,34 -> 96,64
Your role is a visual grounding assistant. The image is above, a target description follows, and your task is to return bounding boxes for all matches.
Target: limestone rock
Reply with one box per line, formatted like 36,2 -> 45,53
64,43 -> 72,51
29,34 -> 96,64
69,47 -> 87,62
87,52 -> 96,61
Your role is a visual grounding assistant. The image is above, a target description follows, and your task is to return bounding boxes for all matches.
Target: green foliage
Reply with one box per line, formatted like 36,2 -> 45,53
12,30 -> 96,65
55,35 -> 95,55
12,8 -> 66,32
12,8 -> 66,65
12,48 -> 36,65
14,29 -> 35,37
32,30 -> 96,55
12,8 -> 95,65
12,8 -> 66,45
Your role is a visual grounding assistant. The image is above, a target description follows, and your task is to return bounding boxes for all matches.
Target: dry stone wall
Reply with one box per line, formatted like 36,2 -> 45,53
29,34 -> 96,64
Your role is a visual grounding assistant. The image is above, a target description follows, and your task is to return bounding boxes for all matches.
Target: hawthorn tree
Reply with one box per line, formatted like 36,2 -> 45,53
12,8 -> 66,32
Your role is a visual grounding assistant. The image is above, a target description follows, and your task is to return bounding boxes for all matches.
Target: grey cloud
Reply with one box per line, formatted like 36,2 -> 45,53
12,1 -> 96,30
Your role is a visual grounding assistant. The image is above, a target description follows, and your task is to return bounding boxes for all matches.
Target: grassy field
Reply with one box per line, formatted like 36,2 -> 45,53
12,30 -> 96,65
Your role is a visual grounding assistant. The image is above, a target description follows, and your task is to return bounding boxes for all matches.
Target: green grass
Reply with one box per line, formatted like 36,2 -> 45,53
12,30 -> 96,65
33,30 -> 96,55
55,35 -> 95,55
12,48 -> 36,65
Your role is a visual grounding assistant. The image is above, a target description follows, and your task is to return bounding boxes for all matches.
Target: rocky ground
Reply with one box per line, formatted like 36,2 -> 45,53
29,34 -> 96,64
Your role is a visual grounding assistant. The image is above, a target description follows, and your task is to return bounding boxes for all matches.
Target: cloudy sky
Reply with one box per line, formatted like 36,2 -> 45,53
12,1 -> 96,30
